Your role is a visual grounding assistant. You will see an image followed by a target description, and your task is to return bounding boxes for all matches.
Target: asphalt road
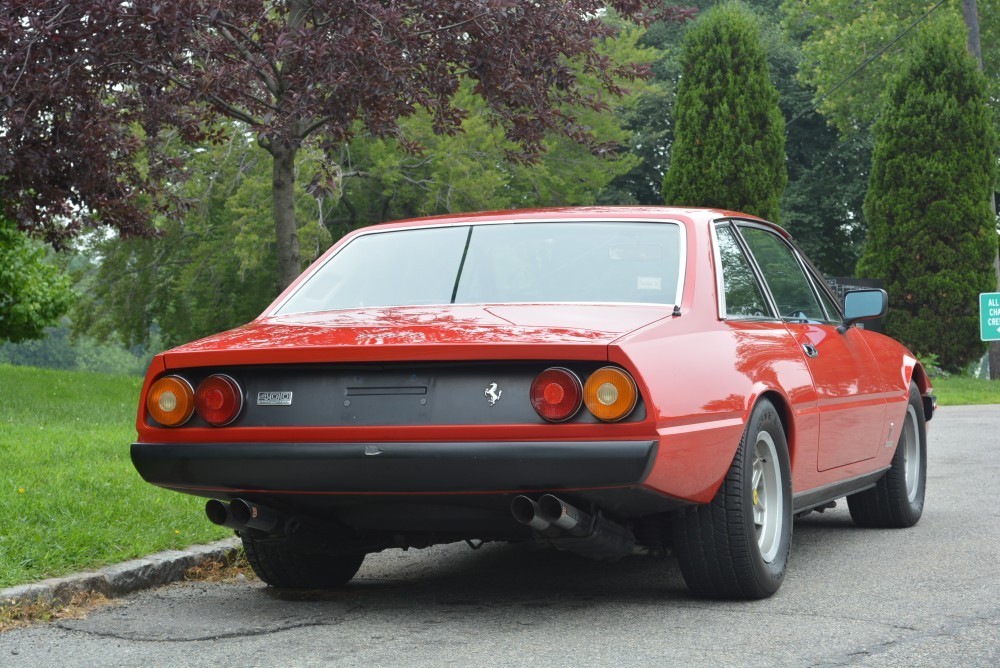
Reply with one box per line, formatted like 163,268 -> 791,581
2,405 -> 998,667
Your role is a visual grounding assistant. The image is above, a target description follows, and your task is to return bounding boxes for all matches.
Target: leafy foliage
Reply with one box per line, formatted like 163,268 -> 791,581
662,2 -> 787,221
600,2 -> 864,275
330,26 -> 655,227
858,22 -> 997,372
780,1 -> 1000,277
0,217 -> 72,343
779,50 -> 871,277
784,0 -> 1000,135
72,131 -> 312,350
0,1 -> 695,288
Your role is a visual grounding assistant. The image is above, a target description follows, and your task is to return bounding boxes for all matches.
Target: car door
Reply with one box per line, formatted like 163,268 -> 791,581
735,223 -> 887,472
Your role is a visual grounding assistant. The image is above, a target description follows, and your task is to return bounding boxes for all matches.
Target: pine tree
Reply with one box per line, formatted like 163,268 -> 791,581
662,2 -> 786,220
858,22 -> 997,372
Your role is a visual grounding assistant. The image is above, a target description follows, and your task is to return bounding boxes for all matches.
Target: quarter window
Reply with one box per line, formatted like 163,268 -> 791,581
715,225 -> 770,319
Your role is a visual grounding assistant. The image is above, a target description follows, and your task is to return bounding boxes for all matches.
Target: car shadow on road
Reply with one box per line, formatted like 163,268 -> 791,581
264,541 -> 689,606
48,507 -> 901,645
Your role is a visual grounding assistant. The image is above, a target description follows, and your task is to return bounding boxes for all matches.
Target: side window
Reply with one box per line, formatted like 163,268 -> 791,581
813,278 -> 843,324
738,226 -> 825,322
715,225 -> 770,319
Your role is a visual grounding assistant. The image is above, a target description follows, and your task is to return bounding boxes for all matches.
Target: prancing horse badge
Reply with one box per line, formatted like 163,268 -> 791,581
484,382 -> 502,406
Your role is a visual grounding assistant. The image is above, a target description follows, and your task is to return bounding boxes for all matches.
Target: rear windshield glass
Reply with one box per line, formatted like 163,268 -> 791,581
276,221 -> 683,315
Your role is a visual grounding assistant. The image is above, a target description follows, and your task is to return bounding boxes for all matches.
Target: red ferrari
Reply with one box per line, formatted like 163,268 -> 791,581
131,207 -> 933,599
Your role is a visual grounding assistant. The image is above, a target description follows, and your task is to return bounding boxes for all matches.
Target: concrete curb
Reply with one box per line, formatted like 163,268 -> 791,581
0,538 -> 241,610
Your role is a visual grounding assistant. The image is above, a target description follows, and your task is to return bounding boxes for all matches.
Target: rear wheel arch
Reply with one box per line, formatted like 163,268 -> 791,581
910,363 -> 929,393
754,389 -> 794,470
909,363 -> 933,420
672,395 -> 793,599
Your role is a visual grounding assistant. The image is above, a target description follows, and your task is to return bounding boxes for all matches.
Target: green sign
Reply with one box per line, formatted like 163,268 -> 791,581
981,292 -> 1000,341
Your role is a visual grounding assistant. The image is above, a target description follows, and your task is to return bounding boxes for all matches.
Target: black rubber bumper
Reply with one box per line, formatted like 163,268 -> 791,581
130,440 -> 658,495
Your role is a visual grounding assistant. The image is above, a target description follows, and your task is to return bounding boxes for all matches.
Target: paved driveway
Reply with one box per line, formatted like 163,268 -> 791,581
2,405 -> 998,667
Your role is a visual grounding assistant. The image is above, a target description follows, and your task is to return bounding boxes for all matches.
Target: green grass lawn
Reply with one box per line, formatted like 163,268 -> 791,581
0,364 -> 228,589
930,375 -> 1000,406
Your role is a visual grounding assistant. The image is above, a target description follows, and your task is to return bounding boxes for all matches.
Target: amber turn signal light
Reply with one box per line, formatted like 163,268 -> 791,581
147,375 -> 195,427
583,367 -> 638,422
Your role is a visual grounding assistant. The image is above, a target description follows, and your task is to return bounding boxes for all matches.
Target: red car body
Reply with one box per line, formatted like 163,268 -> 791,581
132,207 -> 933,598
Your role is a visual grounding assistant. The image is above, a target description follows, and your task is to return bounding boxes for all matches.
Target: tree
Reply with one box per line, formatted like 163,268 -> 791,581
774,20 -> 871,276
858,21 -> 996,372
0,216 -> 72,343
661,2 -> 787,221
1,1 -> 696,290
72,130 -> 300,350
76,35 -> 652,352
328,84 -> 645,229
330,25 -> 655,228
784,0 -> 1000,136
597,2 -> 864,274
72,24 -> 659,350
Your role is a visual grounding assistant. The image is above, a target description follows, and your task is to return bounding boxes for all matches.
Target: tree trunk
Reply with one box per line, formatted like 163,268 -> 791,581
270,141 -> 301,291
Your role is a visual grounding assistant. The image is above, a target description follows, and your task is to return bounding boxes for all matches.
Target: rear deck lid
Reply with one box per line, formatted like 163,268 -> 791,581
161,304 -> 670,367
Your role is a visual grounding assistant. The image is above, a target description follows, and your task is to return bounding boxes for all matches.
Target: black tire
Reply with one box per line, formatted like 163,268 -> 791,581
241,534 -> 365,588
847,382 -> 926,528
672,397 -> 793,600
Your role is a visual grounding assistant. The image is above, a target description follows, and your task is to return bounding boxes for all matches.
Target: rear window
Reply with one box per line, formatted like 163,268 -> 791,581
276,221 -> 684,315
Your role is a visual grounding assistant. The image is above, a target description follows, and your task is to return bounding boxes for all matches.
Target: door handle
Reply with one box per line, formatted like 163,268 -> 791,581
802,343 -> 819,358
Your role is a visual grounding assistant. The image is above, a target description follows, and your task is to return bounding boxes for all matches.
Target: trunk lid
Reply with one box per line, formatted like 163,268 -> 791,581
162,304 -> 670,368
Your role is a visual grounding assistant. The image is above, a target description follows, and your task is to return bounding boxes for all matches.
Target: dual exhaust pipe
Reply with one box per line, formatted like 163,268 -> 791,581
206,498 -> 284,534
511,494 -> 639,561
208,495 -> 640,561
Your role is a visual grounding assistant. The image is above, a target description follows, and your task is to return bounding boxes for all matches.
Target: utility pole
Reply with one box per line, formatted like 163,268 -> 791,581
962,0 -> 983,64
961,0 -> 1000,380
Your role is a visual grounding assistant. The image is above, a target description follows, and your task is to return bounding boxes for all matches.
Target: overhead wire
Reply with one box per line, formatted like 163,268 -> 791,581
786,0 -> 950,127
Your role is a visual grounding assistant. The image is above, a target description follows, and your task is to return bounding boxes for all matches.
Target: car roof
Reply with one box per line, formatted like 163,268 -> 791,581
370,206 -> 791,239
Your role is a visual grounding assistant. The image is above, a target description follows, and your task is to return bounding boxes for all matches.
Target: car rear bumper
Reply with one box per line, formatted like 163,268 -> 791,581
130,439 -> 658,496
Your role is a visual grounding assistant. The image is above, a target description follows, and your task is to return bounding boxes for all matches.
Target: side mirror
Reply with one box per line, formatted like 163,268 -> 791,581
839,289 -> 888,333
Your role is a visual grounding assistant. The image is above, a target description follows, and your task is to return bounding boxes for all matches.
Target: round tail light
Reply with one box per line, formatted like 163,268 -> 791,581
583,367 -> 638,422
530,367 -> 583,422
195,374 -> 244,426
147,375 -> 195,427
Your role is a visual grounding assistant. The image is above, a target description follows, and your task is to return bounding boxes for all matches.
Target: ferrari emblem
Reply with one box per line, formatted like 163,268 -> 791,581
485,382 -> 502,406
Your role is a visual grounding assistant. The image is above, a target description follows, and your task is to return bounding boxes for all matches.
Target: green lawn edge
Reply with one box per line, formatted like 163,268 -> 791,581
0,364 -> 228,589
930,376 -> 1000,406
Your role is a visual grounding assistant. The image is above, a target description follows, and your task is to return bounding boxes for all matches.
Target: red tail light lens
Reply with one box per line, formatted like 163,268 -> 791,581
530,367 -> 583,422
195,374 -> 244,426
147,375 -> 195,427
